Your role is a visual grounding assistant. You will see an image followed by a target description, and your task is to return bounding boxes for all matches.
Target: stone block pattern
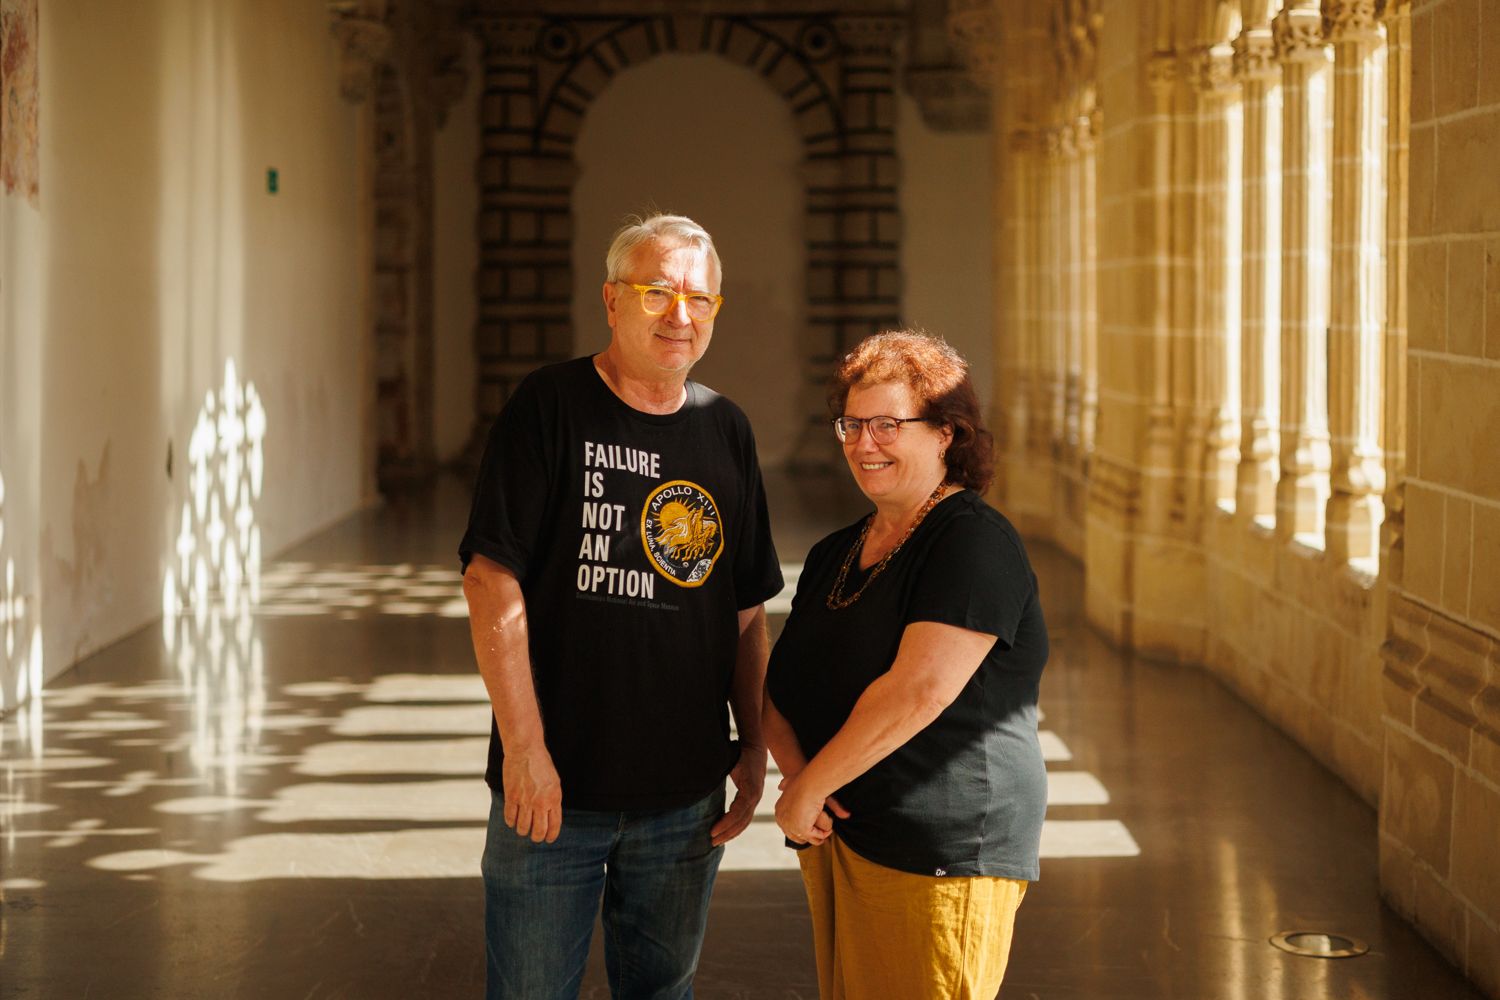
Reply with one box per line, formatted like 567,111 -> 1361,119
957,0 -> 1497,994
1383,1 -> 1500,993
469,13 -> 904,468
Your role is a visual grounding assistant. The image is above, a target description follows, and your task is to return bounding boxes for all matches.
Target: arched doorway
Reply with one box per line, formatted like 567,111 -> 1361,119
469,13 -> 905,471
571,53 -> 803,468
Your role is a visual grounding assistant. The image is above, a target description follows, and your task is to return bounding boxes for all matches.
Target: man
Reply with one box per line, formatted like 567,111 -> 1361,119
459,213 -> 782,1000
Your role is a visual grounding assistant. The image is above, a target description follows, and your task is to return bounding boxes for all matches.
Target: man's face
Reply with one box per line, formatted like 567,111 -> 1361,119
602,239 -> 720,377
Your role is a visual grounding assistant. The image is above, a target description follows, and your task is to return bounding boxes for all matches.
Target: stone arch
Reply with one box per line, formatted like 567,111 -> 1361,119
469,12 -> 906,470
569,53 -> 805,468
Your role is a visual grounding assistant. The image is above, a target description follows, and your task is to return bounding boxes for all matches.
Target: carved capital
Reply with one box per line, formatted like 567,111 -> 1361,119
833,15 -> 904,59
1008,127 -> 1041,156
903,65 -> 991,132
1056,119 -> 1079,156
1146,51 -> 1178,93
1325,0 -> 1382,42
427,30 -> 469,128
478,17 -> 544,60
329,14 -> 393,103
1077,110 -> 1100,150
1273,6 -> 1329,62
1232,27 -> 1277,81
946,0 -> 1000,86
946,0 -> 998,46
1192,44 -> 1237,93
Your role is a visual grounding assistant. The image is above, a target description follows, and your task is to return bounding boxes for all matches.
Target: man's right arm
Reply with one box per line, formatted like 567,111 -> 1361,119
463,553 -> 563,843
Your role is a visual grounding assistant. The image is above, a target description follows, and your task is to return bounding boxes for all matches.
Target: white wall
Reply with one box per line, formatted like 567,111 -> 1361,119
0,0 -> 366,711
897,93 -> 995,409
432,34 -> 480,464
572,53 -> 805,470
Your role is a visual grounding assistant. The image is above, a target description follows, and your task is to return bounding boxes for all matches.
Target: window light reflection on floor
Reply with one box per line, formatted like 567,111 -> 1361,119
254,562 -> 467,618
59,666 -> 1140,881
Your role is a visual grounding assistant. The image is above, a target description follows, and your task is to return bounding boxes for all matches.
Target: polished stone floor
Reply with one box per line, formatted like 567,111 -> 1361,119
0,474 -> 1485,999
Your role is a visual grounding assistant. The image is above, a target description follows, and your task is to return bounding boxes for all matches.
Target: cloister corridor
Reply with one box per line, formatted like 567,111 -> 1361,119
0,474 -> 1484,999
3,0 -> 1499,997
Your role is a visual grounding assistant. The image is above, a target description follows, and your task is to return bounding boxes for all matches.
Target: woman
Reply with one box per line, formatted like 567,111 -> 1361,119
765,329 -> 1049,1000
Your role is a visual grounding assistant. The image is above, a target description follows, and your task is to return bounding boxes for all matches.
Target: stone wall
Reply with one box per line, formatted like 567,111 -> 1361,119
955,0 -> 1499,994
1379,0 -> 1500,994
0,0 -> 369,712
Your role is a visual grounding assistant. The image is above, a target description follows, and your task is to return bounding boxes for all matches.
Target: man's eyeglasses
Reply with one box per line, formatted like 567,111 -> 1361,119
831,415 -> 932,445
617,282 -> 724,322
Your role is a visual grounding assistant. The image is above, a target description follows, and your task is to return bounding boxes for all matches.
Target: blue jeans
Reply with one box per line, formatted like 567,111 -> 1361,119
481,786 -> 726,1000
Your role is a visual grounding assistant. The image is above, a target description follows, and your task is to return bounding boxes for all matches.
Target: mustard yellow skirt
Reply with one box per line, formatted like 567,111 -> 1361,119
797,834 -> 1028,1000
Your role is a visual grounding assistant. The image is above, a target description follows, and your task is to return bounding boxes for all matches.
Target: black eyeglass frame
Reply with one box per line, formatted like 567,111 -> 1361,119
830,415 -> 933,445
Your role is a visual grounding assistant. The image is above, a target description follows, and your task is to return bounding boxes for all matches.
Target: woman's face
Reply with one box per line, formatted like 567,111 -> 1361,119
841,381 -> 953,509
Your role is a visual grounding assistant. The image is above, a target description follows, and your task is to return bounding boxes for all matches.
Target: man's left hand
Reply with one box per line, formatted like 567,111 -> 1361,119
710,743 -> 767,846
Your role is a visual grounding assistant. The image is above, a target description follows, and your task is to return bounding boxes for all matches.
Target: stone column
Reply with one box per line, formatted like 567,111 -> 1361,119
1078,106 -> 1100,461
1060,115 -> 1083,466
1141,52 -> 1179,533
1194,42 -> 1242,511
1006,128 -> 1038,471
1032,125 -> 1064,458
1379,0 -> 1411,580
1233,15 -> 1281,524
1324,0 -> 1387,563
1273,2 -> 1332,545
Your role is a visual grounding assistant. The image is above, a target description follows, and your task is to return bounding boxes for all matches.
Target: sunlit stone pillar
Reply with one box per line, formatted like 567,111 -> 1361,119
1061,115 -> 1084,465
1007,128 -> 1039,468
1079,105 -> 1100,461
1379,0 -> 1411,579
1233,14 -> 1281,525
1324,0 -> 1387,563
1273,2 -> 1332,545
1033,126 -> 1065,458
1195,42 -> 1242,510
1141,51 -> 1179,532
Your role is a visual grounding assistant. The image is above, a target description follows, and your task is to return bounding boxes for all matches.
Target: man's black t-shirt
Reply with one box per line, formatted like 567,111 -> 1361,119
766,490 -> 1049,880
459,356 -> 783,811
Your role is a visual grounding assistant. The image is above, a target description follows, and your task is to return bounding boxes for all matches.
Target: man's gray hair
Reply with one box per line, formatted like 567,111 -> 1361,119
604,214 -> 722,283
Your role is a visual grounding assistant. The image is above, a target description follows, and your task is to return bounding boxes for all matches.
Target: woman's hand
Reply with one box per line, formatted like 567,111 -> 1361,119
774,775 -> 851,845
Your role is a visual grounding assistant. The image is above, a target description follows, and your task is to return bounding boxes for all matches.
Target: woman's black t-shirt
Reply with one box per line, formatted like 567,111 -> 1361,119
766,490 -> 1048,880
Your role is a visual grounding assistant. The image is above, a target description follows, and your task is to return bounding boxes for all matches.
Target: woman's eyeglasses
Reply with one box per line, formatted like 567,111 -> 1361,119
831,416 -> 932,445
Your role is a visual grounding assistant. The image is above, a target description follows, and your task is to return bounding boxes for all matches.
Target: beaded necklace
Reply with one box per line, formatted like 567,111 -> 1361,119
825,483 -> 950,610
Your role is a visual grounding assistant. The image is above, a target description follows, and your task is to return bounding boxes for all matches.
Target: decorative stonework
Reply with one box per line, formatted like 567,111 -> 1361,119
1192,44 -> 1237,93
945,0 -> 1000,85
1273,6 -> 1329,61
1146,51 -> 1178,92
424,29 -> 470,128
467,13 -> 907,469
903,65 -> 990,132
328,0 -> 467,490
1324,0 -> 1381,42
1232,27 -> 1277,82
329,13 -> 393,104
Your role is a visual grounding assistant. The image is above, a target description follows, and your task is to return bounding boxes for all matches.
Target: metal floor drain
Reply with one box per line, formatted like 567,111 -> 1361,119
1270,931 -> 1370,959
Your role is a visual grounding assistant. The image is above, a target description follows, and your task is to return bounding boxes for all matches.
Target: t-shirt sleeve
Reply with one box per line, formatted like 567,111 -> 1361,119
457,377 -> 551,579
906,514 -> 1032,649
731,419 -> 784,611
